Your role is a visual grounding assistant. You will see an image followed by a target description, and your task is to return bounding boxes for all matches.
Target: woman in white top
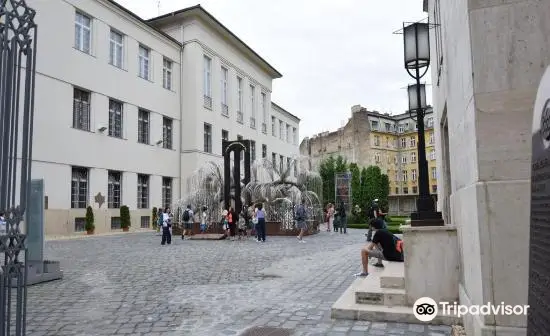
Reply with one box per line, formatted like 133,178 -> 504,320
199,206 -> 208,233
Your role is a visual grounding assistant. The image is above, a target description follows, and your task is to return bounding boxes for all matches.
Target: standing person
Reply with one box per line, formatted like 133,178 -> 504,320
338,202 -> 348,234
161,207 -> 172,245
199,206 -> 208,233
255,203 -> 266,242
327,203 -> 335,232
366,199 -> 386,241
295,199 -> 308,243
227,207 -> 238,241
0,212 -> 6,235
181,205 -> 194,240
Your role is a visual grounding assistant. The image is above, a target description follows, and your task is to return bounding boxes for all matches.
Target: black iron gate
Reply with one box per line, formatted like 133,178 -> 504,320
0,0 -> 38,334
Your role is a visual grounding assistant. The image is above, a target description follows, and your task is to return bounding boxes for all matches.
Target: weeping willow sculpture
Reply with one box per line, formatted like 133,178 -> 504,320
174,155 -> 323,231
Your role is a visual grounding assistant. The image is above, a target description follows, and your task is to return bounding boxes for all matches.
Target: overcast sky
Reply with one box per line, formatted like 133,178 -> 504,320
116,0 -> 431,140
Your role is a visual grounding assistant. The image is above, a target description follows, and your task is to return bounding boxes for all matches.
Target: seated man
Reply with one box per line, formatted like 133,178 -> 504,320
355,219 -> 404,277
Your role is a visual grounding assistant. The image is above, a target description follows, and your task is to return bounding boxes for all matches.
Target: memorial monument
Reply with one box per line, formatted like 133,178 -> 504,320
222,139 -> 251,212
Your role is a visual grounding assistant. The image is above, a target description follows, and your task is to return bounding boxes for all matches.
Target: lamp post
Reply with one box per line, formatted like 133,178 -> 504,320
402,22 -> 443,226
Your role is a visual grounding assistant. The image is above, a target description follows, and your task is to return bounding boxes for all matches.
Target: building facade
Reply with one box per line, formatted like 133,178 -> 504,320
25,0 -> 299,235
300,105 -> 437,214
424,0 -> 546,335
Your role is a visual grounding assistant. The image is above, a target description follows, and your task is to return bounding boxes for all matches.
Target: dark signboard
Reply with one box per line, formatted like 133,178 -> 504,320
528,67 -> 550,335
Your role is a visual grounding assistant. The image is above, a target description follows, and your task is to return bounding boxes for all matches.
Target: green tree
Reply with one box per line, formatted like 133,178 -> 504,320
349,163 -> 361,207
362,165 -> 390,211
360,167 -> 368,207
120,205 -> 131,230
334,155 -> 348,174
318,156 -> 336,205
85,206 -> 95,233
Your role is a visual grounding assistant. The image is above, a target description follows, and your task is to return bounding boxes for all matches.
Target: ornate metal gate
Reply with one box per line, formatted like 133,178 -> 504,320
335,172 -> 351,213
0,0 -> 38,334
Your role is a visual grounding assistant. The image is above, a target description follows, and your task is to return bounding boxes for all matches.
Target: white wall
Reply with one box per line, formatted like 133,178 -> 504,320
28,0 -> 182,210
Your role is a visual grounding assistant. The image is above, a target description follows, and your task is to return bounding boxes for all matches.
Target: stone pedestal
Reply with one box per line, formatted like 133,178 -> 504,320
402,225 -> 459,305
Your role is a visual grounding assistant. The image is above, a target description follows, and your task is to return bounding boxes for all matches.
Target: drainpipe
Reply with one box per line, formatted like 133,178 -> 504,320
178,26 -> 184,200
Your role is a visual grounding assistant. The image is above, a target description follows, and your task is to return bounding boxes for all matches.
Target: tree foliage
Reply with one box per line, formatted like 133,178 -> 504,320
318,155 -> 349,205
85,206 -> 94,232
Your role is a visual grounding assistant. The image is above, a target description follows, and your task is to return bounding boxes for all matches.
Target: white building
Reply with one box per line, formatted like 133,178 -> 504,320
25,0 -> 300,235
424,0 -> 546,335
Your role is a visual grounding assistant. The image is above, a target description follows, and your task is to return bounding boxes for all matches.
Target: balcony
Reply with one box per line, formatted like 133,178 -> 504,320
203,95 -> 212,109
261,123 -> 267,134
250,117 -> 256,129
237,111 -> 243,124
221,103 -> 229,116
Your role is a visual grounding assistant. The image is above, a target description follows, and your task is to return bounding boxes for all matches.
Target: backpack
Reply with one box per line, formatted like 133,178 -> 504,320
394,237 -> 404,261
183,210 -> 190,222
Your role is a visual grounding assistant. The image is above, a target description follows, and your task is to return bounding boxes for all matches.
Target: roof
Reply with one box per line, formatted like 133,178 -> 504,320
107,0 -> 181,46
147,5 -> 283,79
271,102 -> 301,122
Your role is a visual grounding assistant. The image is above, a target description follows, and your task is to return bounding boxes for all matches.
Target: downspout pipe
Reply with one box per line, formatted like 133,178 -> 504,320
178,26 -> 184,201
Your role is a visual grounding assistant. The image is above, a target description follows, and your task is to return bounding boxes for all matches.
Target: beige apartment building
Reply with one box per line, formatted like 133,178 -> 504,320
300,105 -> 437,214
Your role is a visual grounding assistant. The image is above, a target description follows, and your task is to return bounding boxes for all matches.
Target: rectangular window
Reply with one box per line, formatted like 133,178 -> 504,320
374,135 -> 380,146
237,76 -> 243,112
430,149 -> 436,160
261,93 -> 267,133
402,155 -> 407,164
73,88 -> 90,131
400,138 -> 407,148
163,58 -> 172,90
427,117 -> 434,128
429,132 -> 435,144
222,129 -> 229,142
411,169 -> 417,181
279,155 -> 284,172
403,187 -> 409,194
432,184 -> 438,193
138,109 -> 149,144
111,217 -> 121,230
412,186 -> 418,194
293,127 -> 298,145
385,123 -> 391,132
272,116 -> 276,136
251,141 -> 256,161
272,152 -> 277,166
237,135 -> 243,141
250,85 -> 256,128
137,174 -> 149,209
375,153 -> 380,163
371,121 -> 379,130
203,123 -> 212,153
162,177 -> 172,209
411,152 -> 416,163
262,144 -> 267,158
402,171 -> 408,182
108,99 -> 123,138
286,124 -> 292,143
398,125 -> 404,133
221,67 -> 228,108
138,45 -> 150,80
75,218 -> 86,232
395,187 -> 399,194
162,117 -> 173,149
109,29 -> 123,68
431,167 -> 437,179
107,170 -> 121,208
279,120 -> 284,139
74,11 -> 91,54
141,216 -> 150,228
410,137 -> 416,147
203,55 -> 212,97
71,167 -> 88,209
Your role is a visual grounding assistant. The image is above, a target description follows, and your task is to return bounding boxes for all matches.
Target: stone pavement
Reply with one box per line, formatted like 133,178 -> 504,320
25,229 -> 452,336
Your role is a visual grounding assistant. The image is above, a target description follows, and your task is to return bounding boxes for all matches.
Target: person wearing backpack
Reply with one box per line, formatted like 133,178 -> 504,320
295,199 -> 308,243
181,205 -> 194,240
354,218 -> 404,277
337,202 -> 347,234
366,199 -> 387,241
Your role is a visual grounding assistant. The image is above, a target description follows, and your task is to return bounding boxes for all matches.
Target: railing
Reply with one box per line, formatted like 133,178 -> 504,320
250,117 -> 256,129
203,95 -> 212,109
237,111 -> 243,123
221,103 -> 228,116
261,123 -> 267,134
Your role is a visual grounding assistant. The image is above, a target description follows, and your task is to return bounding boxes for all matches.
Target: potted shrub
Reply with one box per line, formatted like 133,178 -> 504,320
85,206 -> 95,235
120,205 -> 130,232
152,207 -> 158,230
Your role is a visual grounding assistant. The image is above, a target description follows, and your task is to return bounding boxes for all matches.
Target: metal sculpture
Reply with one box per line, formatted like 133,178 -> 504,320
222,139 -> 251,213
0,0 -> 38,334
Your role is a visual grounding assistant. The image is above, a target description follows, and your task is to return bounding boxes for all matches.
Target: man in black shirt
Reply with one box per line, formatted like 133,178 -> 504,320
355,219 -> 404,277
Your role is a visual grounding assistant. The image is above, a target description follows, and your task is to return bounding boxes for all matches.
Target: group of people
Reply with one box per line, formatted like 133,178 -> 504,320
159,199 -> 309,245
324,202 -> 348,234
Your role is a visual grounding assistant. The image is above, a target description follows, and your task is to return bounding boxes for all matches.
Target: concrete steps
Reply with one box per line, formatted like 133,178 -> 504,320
331,261 -> 460,325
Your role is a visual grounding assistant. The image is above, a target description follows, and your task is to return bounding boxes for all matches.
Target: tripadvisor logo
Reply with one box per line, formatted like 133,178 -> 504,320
541,98 -> 550,142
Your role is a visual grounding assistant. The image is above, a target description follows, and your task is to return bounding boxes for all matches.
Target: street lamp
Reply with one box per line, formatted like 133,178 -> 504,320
402,22 -> 443,226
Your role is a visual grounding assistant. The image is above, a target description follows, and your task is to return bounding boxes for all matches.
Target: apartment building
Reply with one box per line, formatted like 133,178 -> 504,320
25,0 -> 299,235
300,105 -> 436,214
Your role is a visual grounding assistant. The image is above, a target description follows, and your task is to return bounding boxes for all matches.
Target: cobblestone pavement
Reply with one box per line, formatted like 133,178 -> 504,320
25,229 -> 452,336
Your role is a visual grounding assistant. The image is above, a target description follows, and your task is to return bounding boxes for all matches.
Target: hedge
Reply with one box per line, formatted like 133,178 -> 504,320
347,223 -> 403,234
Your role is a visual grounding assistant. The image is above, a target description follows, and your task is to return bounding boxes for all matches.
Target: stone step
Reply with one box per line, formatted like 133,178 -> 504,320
377,261 -> 405,289
332,280 -> 460,326
354,274 -> 406,306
